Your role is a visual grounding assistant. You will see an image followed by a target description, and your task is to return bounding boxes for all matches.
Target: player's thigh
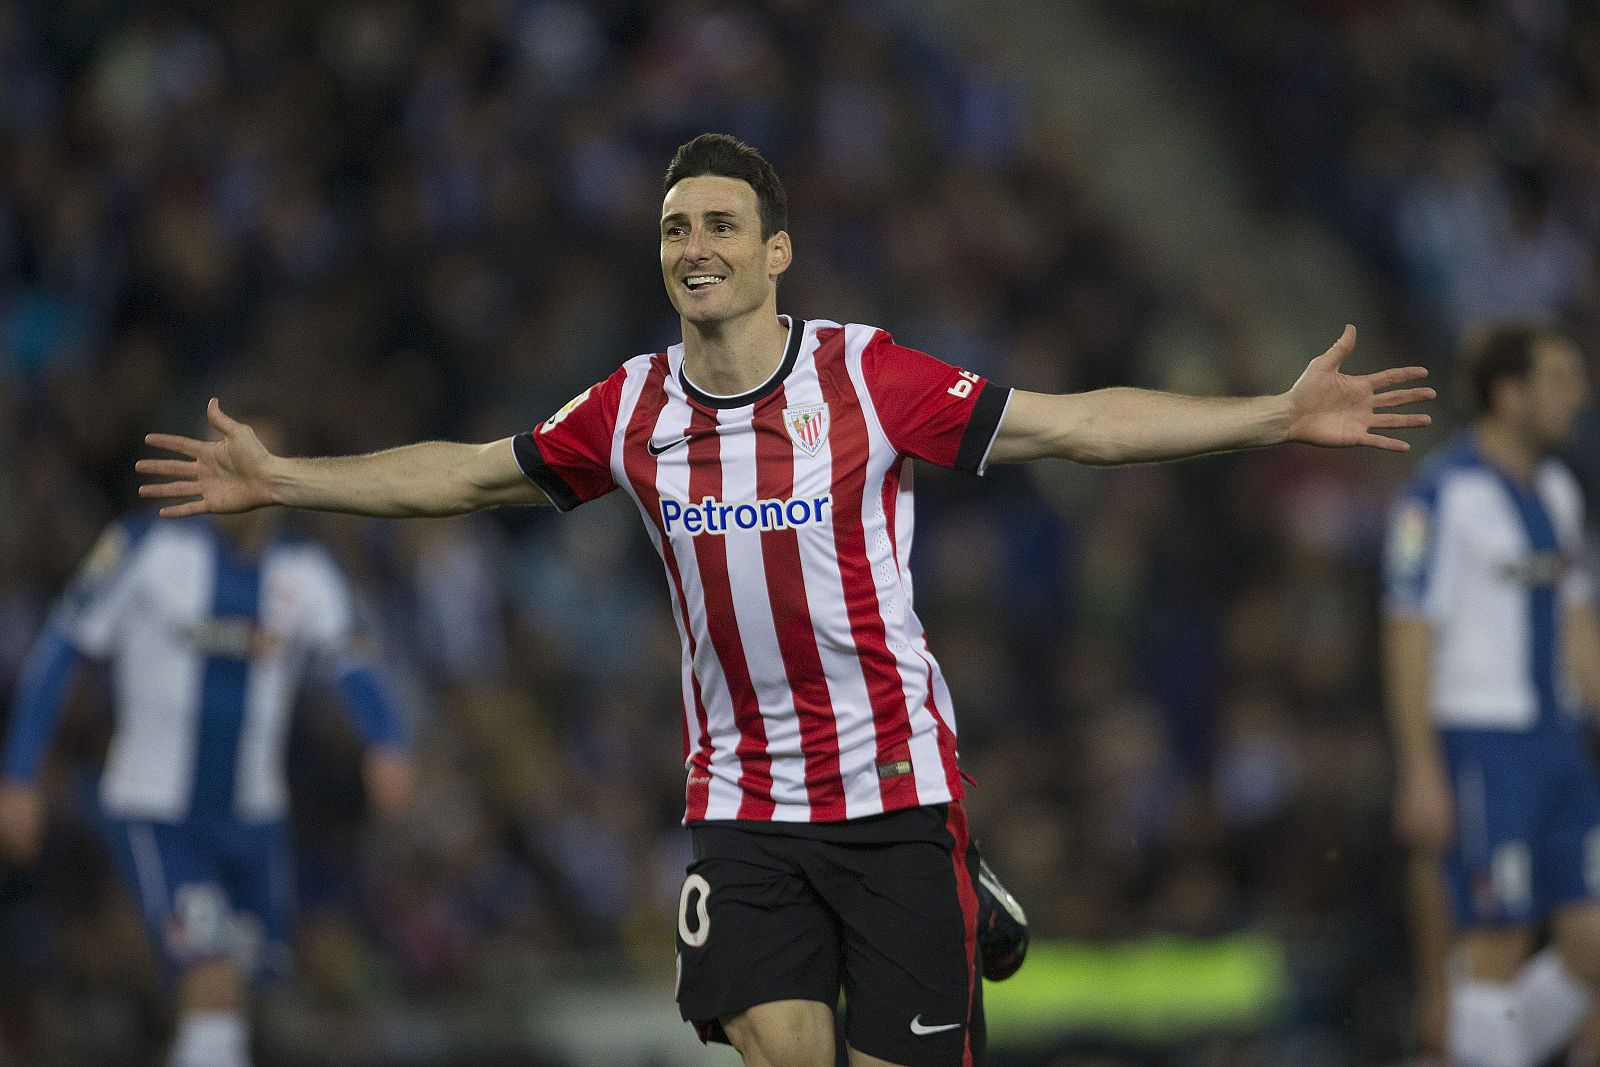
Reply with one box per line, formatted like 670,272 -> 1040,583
1553,902 -> 1600,985
1457,925 -> 1537,982
1438,731 -> 1544,929
846,1047 -> 908,1067
217,819 -> 295,980
99,820 -> 226,971
720,999 -> 836,1067
676,827 -> 841,1045
1553,901 -> 1600,981
823,805 -> 983,1067
1535,747 -> 1600,970
175,956 -> 246,1013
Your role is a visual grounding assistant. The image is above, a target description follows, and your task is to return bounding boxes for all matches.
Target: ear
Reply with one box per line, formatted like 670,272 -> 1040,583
767,230 -> 792,279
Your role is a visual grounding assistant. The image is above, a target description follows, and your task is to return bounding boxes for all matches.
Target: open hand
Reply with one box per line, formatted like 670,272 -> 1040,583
1285,326 -> 1435,451
0,781 -> 44,864
136,399 -> 277,517
363,749 -> 417,819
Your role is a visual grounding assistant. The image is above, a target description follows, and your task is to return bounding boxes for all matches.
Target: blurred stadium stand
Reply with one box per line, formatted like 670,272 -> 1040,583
1,0 -> 1597,1064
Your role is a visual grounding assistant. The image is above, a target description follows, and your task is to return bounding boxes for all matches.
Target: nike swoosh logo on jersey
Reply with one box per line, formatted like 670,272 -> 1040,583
648,429 -> 723,456
909,1015 -> 963,1036
647,436 -> 691,456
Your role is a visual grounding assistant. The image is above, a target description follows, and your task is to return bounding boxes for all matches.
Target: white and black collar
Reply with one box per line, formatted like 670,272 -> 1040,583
678,315 -> 805,409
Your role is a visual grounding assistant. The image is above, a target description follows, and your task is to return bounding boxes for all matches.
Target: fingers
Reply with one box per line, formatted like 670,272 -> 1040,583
139,480 -> 202,500
1366,366 -> 1429,390
1374,386 -> 1436,408
1362,433 -> 1411,452
158,499 -> 213,519
143,432 -> 207,458
1323,324 -> 1357,368
134,458 -> 196,478
1372,413 -> 1431,431
207,397 -> 243,437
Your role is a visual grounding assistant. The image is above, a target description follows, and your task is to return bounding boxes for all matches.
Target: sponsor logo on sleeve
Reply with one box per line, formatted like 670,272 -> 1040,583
1499,551 -> 1567,587
946,369 -> 981,399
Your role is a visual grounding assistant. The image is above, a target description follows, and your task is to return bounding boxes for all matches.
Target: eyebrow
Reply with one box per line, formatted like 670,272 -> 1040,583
661,210 -> 742,225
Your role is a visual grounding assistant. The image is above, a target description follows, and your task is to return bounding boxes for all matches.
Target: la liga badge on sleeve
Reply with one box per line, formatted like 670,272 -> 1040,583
1390,501 -> 1430,577
784,402 -> 829,456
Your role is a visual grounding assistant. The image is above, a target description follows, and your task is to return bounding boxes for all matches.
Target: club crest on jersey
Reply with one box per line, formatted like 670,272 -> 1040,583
783,402 -> 829,456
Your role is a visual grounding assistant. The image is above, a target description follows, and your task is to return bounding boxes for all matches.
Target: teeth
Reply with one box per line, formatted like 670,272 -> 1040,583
686,276 -> 724,287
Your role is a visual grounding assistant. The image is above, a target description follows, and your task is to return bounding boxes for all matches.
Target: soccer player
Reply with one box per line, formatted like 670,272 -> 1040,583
1384,323 -> 1600,1067
0,423 -> 415,1067
137,134 -> 1432,1067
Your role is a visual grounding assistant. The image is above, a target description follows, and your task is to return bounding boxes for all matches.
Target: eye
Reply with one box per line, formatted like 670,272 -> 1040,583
714,222 -> 733,234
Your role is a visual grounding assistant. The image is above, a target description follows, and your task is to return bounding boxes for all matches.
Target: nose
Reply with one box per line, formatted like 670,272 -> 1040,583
682,225 -> 709,262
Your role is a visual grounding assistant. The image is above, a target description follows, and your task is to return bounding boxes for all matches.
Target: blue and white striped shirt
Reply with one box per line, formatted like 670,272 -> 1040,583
1383,432 -> 1593,730
4,516 -> 403,822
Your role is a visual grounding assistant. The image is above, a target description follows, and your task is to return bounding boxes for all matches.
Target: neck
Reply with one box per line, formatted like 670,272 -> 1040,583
1474,419 -> 1538,483
680,305 -> 790,398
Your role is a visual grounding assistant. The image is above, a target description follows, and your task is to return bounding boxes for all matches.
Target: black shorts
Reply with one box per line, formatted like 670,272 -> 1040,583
675,801 -> 985,1065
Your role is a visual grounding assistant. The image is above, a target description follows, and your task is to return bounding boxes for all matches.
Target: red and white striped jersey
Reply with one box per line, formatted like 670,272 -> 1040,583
513,317 -> 1011,824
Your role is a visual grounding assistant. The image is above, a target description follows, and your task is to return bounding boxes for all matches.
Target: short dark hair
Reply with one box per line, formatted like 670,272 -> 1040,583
663,133 -> 787,241
1461,322 -> 1564,416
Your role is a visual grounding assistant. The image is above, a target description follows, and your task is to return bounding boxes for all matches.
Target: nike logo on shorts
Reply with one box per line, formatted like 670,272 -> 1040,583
909,1015 -> 963,1036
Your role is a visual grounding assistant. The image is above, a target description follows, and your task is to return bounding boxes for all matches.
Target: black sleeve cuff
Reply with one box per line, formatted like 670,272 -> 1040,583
953,385 -> 1011,475
512,432 -> 583,512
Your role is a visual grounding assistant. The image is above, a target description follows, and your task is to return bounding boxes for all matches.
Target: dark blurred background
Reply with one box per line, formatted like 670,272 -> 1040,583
1,0 -> 1597,1064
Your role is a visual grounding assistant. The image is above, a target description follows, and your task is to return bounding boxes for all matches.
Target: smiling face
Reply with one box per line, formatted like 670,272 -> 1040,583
660,175 -> 791,328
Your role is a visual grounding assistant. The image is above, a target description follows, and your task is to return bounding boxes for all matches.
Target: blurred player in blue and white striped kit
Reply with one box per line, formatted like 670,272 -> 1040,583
1384,324 -> 1600,1067
0,418 -> 415,1067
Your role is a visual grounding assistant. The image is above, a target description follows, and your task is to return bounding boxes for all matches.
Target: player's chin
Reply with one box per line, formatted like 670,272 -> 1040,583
676,294 -> 735,325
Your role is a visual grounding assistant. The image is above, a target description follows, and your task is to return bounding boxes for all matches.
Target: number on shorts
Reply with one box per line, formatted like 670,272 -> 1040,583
678,873 -> 711,948
173,882 -> 232,957
1491,842 -> 1532,915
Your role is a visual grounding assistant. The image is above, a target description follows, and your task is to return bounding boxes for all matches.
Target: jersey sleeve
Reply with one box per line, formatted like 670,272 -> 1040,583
512,365 -> 631,512
4,519 -> 150,782
300,551 -> 407,751
1546,466 -> 1596,607
1382,485 -> 1447,621
3,627 -> 82,782
55,518 -> 152,657
858,331 -> 1011,475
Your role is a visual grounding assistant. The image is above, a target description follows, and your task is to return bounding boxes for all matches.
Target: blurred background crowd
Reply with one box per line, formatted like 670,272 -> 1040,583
1,0 -> 1597,1064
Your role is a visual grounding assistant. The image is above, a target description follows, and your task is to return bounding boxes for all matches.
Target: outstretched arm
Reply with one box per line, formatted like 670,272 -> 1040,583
989,326 -> 1433,465
138,399 -> 548,518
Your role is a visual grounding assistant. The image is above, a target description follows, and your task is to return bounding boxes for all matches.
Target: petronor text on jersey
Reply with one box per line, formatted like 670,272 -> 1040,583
661,495 -> 832,536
